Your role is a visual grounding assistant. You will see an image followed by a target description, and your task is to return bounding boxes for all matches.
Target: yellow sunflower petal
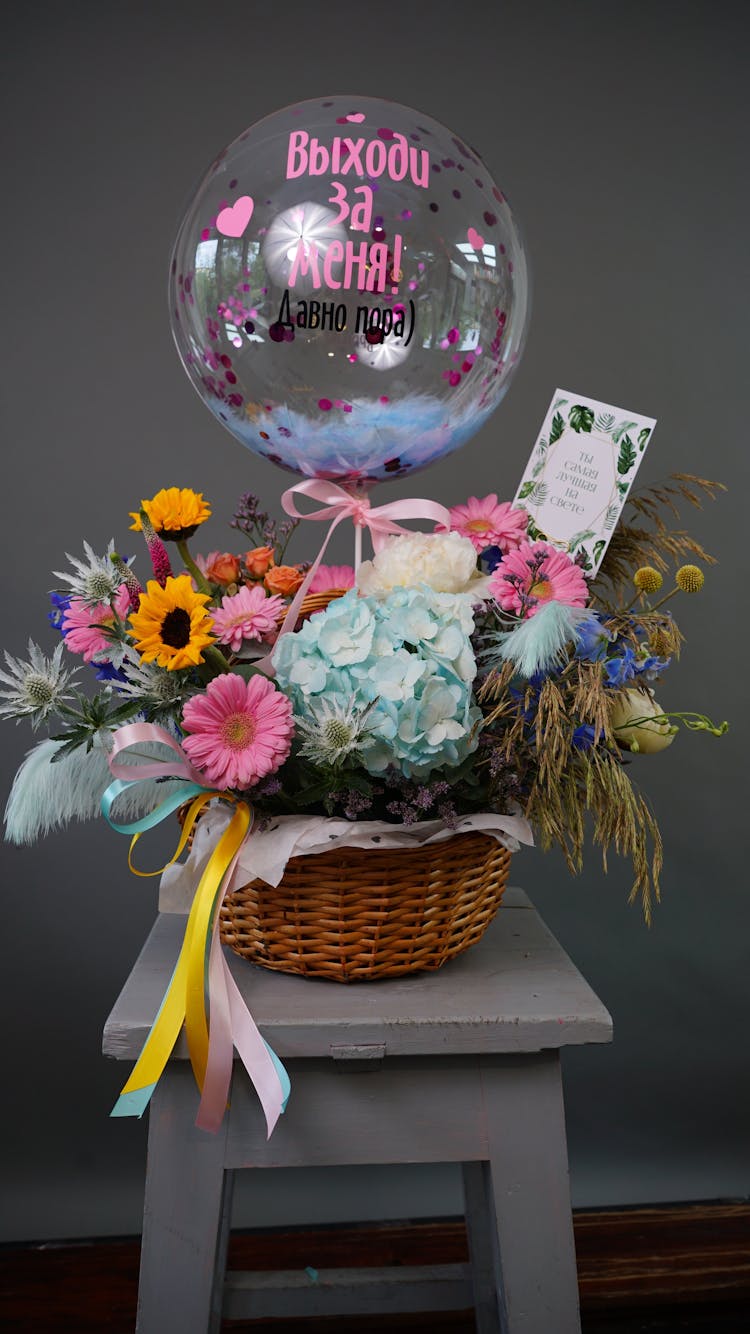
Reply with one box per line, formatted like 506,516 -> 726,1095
128,574 -> 216,671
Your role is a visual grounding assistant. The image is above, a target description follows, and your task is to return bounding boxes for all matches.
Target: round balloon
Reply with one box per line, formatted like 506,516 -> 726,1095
169,96 -> 530,487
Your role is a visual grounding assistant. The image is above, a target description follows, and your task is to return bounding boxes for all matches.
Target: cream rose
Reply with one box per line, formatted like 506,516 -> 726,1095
356,531 -> 489,598
610,688 -> 676,754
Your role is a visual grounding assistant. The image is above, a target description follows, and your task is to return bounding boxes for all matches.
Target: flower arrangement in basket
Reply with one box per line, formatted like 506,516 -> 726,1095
3,475 -> 727,925
0,482 -> 728,1131
0,94 -> 729,1134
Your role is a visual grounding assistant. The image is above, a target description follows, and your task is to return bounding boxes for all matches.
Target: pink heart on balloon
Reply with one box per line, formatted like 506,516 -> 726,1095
346,112 -> 365,122
467,226 -> 485,250
216,195 -> 254,238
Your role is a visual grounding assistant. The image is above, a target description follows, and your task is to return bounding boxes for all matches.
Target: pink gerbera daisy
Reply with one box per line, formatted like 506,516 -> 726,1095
61,585 -> 131,662
182,673 -> 294,790
210,584 -> 286,653
308,564 -> 356,593
489,541 -> 589,619
443,494 -> 528,553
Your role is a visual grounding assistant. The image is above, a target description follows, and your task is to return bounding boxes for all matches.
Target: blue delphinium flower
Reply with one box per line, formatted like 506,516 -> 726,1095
48,592 -> 71,633
604,645 -> 638,687
93,662 -> 128,685
574,613 -> 615,663
273,586 -> 481,779
572,724 -> 597,751
480,545 -> 503,572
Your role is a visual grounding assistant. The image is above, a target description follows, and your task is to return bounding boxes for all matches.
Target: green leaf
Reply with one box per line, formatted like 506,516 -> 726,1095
616,479 -> 630,496
292,780 -> 337,807
568,404 -> 594,433
517,480 -> 536,499
593,538 -> 607,564
575,546 -> 593,572
595,412 -> 615,433
107,700 -> 146,724
549,411 -> 565,444
568,528 -> 596,549
637,427 -> 651,452
617,434 -> 637,475
611,419 -> 637,444
525,517 -> 547,541
232,661 -> 265,682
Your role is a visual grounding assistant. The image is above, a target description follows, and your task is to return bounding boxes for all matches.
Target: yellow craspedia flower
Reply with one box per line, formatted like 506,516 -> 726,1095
130,488 -> 211,541
675,564 -> 705,593
129,574 -> 215,670
633,566 -> 663,594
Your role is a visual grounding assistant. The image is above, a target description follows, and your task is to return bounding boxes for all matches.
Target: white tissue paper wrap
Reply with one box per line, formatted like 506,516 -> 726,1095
159,807 -> 534,915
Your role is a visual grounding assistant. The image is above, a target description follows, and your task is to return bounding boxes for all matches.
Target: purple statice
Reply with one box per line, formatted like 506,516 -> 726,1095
231,491 -> 299,558
385,799 -> 421,825
385,776 -> 454,825
437,801 -> 460,829
341,788 -> 376,821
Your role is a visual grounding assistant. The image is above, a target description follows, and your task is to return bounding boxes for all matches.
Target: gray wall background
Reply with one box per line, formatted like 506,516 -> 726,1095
0,0 -> 747,1243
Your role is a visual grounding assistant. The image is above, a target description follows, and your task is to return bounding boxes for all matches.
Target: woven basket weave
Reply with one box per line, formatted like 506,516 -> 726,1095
219,831 -> 511,983
275,587 -> 349,626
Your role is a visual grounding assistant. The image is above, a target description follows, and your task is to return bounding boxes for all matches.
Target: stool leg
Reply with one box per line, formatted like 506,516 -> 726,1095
481,1052 -> 581,1334
209,1166 -> 235,1333
136,1063 -> 231,1334
462,1161 -> 501,1332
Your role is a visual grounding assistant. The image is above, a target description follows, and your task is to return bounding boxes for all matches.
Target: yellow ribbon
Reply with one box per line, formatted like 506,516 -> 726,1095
112,793 -> 251,1115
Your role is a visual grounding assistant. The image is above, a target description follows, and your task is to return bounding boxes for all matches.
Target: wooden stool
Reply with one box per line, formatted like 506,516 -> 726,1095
103,887 -> 612,1333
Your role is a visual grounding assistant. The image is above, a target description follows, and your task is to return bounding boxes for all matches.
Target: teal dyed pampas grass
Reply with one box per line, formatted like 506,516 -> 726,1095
484,601 -> 592,679
4,738 -> 169,845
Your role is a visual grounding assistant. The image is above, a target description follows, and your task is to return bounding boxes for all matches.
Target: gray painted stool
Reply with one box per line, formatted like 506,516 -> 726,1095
103,887 -> 612,1333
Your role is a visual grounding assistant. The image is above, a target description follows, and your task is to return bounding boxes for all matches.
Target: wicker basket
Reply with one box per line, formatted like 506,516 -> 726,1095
219,831 -> 511,982
275,587 -> 350,626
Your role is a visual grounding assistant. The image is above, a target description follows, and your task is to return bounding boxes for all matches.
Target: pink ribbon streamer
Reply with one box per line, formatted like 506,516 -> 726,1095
197,844 -> 287,1138
107,721 -> 288,1138
256,480 -> 451,673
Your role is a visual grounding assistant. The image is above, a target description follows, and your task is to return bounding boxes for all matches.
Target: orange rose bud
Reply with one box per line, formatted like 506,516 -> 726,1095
244,545 -> 276,579
205,551 -> 241,585
265,565 -> 305,596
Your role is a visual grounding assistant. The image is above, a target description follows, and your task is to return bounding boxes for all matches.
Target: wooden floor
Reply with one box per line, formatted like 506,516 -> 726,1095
1,1203 -> 748,1332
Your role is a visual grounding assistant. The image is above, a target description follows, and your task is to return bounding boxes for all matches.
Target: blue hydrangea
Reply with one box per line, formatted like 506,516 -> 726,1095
273,587 -> 481,779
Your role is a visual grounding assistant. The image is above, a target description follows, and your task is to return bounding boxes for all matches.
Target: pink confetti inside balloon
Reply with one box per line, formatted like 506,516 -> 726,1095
170,95 -> 530,486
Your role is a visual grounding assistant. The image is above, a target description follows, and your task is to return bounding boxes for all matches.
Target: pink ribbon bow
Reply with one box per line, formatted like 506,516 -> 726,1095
257,480 -> 451,670
280,478 -> 451,553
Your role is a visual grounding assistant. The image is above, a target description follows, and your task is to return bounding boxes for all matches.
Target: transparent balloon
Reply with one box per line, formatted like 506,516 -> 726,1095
169,95 -> 530,487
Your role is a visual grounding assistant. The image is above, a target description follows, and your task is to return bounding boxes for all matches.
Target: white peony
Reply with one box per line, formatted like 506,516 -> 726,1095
357,531 -> 489,598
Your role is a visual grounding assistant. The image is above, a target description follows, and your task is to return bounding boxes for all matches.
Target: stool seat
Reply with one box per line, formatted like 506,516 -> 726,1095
103,887 -> 612,1333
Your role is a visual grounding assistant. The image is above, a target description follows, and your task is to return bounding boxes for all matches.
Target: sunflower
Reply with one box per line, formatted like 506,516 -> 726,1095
129,575 -> 215,670
130,488 -> 211,541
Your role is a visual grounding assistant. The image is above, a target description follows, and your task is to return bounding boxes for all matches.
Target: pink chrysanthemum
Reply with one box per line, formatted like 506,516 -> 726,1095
210,585 -> 286,653
61,585 -> 131,662
182,673 -> 294,790
489,541 -> 589,619
442,494 -> 528,553
308,564 -> 356,593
